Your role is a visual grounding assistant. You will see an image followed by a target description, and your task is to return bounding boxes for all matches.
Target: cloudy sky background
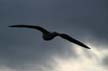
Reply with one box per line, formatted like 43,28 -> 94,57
0,0 -> 108,71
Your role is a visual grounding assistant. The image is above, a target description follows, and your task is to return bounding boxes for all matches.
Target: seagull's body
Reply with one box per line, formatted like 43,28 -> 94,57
9,25 -> 90,49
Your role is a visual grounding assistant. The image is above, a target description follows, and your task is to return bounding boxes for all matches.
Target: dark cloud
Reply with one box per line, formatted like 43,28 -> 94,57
0,0 -> 108,70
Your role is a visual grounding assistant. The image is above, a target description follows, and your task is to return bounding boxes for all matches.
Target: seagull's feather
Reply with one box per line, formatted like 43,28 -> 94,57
59,34 -> 90,49
9,25 -> 49,34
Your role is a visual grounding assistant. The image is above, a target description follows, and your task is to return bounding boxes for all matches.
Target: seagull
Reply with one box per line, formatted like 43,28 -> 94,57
9,25 -> 90,49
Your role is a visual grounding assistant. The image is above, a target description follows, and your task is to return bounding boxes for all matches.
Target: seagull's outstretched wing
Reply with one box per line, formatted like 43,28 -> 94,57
9,25 -> 49,34
59,33 -> 90,49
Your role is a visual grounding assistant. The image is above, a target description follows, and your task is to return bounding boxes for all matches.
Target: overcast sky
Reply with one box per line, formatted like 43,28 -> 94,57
0,0 -> 108,71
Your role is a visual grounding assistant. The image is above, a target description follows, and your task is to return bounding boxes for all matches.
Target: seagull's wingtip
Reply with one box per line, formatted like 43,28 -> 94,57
8,26 -> 11,27
8,25 -> 14,27
86,47 -> 91,49
8,25 -> 18,27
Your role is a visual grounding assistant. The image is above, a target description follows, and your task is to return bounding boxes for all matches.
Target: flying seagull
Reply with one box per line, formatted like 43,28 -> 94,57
9,25 -> 90,49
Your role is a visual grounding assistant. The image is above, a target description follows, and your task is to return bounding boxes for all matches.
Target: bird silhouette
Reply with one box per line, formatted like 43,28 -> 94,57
9,25 -> 90,49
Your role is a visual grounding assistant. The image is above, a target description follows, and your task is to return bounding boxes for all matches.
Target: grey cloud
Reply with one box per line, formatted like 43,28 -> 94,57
0,0 -> 108,70
101,55 -> 108,68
